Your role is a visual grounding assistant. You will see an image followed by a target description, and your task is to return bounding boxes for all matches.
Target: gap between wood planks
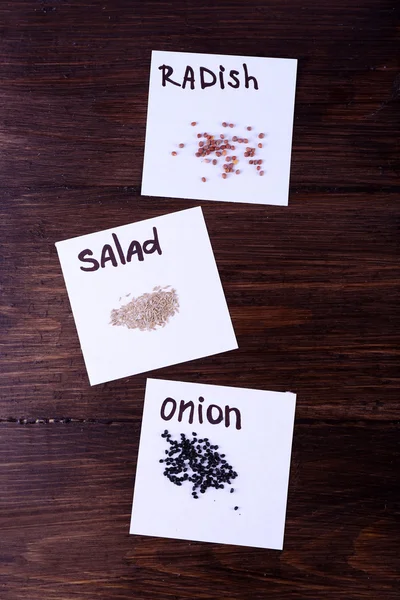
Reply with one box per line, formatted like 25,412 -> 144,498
0,417 -> 397,427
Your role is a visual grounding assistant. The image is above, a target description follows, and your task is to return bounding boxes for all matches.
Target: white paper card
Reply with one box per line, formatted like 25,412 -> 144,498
142,50 -> 297,206
55,207 -> 237,385
130,378 -> 296,550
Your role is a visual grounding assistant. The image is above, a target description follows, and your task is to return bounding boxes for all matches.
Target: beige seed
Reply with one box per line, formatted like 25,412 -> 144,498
110,286 -> 179,332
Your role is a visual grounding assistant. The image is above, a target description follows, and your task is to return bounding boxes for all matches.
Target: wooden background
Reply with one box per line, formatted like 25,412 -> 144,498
1,1 -> 399,598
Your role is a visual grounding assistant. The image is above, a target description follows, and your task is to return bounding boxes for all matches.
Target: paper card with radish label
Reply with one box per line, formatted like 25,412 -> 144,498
141,50 -> 297,206
130,378 -> 297,550
55,207 -> 237,386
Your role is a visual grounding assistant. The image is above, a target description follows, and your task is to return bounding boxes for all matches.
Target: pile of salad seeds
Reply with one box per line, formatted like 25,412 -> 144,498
110,286 -> 179,332
160,430 -> 238,499
171,122 -> 266,181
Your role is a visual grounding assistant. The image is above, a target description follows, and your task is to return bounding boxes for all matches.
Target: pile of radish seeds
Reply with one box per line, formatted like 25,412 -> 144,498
171,122 -> 265,182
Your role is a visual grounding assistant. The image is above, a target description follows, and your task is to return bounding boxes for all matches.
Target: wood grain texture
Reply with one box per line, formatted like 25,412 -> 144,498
0,1 -> 399,599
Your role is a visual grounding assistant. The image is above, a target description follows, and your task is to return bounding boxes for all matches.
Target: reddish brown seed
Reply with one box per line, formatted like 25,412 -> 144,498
249,160 -> 254,164
232,136 -> 238,142
191,121 -> 197,126
226,156 -> 231,162
238,138 -> 243,143
258,143 -> 263,148
258,133 -> 265,138
220,134 -> 225,139
236,169 -> 240,174
244,152 -> 249,157
199,141 -> 204,147
195,152 -> 201,157
178,143 -> 184,148
260,170 -> 264,176
201,177 -> 206,182
222,122 -> 227,127
232,155 -> 237,160
197,133 -> 202,138
229,123 -> 234,128
257,165 -> 261,171
216,151 -> 222,157
222,173 -> 227,179
258,159 -> 263,165
247,126 -> 252,131
171,151 -> 177,156
204,159 -> 211,163
212,159 -> 217,165
244,138 -> 248,144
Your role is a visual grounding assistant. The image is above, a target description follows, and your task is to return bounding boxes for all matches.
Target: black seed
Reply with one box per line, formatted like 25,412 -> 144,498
230,488 -> 234,493
159,432 -> 238,499
234,506 -> 239,510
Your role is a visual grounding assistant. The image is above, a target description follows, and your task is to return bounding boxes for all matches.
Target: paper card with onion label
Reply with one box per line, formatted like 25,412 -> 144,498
141,50 -> 297,206
130,378 -> 296,550
55,207 -> 237,386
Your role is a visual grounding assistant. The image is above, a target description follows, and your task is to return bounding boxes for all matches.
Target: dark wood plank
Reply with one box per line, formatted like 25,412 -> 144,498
1,1 -> 399,599
1,190 -> 398,421
1,421 -> 399,600
0,1 -> 398,190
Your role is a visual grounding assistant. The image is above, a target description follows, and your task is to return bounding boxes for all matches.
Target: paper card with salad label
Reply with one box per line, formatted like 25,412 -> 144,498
55,207 -> 237,385
130,378 -> 297,550
141,50 -> 297,206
